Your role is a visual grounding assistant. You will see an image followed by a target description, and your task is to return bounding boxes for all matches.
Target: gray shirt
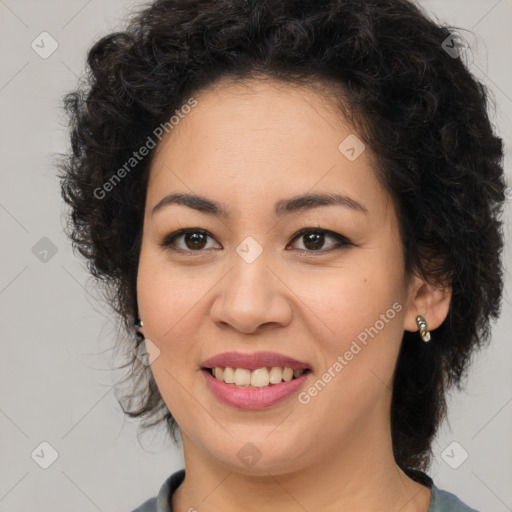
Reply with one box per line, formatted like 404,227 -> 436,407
131,469 -> 479,512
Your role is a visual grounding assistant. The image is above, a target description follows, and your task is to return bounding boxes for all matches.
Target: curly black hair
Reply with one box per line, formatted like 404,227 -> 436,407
58,0 -> 506,474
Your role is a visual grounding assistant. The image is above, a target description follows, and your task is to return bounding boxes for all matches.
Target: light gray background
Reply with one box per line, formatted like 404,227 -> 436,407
0,1 -> 511,511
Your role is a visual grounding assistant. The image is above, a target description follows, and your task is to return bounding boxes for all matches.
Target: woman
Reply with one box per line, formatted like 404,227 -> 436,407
58,0 -> 506,511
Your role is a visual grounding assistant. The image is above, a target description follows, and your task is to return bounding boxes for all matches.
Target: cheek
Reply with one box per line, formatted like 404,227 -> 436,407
136,249 -> 201,416
296,252 -> 406,407
137,244 -> 203,339
136,245 -> 220,402
296,257 -> 404,344
297,274 -> 404,438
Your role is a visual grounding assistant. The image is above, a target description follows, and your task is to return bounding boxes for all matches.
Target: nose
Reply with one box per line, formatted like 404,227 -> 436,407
209,251 -> 293,334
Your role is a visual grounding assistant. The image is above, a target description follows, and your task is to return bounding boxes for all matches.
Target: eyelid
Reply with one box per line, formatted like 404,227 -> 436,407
289,227 -> 353,250
160,228 -> 220,252
160,227 -> 353,253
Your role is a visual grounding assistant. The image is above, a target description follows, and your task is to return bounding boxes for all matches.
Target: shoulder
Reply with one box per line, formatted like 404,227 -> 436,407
429,485 -> 480,512
131,468 -> 480,512
131,496 -> 157,512
130,469 -> 186,512
404,467 -> 479,512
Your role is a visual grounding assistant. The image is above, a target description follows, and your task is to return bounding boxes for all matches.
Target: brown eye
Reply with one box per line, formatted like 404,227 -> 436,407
160,227 -> 352,255
161,228 -> 220,252
301,232 -> 325,251
288,228 -> 352,253
183,232 -> 207,250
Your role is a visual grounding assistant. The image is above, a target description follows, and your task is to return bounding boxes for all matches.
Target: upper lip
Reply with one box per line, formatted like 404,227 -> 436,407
202,351 -> 312,371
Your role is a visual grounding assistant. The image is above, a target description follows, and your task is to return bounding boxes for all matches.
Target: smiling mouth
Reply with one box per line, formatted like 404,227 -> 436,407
202,366 -> 312,388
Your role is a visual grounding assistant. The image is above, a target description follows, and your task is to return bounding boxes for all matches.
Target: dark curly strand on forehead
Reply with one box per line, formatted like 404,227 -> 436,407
58,0 -> 506,473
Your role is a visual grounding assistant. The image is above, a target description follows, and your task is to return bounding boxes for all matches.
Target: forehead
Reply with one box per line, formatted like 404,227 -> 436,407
146,77 -> 392,223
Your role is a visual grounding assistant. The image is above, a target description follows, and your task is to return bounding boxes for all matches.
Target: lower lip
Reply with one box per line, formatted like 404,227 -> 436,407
202,369 -> 311,409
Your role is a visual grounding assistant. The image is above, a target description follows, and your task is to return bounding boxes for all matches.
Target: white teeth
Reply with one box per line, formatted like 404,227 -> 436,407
222,367 -> 235,383
234,368 -> 251,386
250,368 -> 269,387
282,367 -> 293,382
211,366 -> 307,388
269,366 -> 283,384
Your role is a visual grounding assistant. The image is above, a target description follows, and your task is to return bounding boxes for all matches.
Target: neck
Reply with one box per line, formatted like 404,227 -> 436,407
172,419 -> 431,512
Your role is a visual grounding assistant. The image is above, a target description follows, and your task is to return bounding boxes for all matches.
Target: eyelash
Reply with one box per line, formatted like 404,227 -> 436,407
159,227 -> 353,255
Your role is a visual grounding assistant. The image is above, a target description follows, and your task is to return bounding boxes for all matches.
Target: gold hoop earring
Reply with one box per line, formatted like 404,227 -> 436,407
415,315 -> 431,342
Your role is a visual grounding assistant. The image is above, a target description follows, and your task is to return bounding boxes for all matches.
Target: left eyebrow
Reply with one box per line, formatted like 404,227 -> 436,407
151,192 -> 369,218
274,192 -> 368,217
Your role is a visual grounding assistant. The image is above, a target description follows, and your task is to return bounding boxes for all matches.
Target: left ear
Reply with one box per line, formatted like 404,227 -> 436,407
403,274 -> 452,334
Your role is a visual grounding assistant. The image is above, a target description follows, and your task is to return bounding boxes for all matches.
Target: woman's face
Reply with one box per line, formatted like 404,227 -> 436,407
137,78 -> 422,474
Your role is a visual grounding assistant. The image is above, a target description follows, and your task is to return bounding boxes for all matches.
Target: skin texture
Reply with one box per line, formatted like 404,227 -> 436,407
136,78 -> 452,512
